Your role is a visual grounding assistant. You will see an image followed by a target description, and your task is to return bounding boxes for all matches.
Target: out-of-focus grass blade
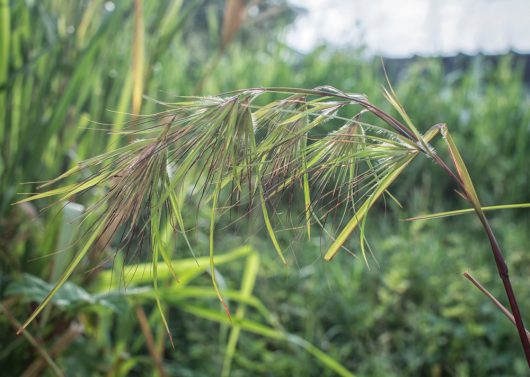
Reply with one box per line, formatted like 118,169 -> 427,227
132,0 -> 144,117
324,154 -> 416,261
16,174 -> 106,204
36,165 -> 82,188
51,202 -> 85,280
15,185 -> 78,204
38,201 -> 86,328
76,0 -> 100,47
221,0 -> 245,50
97,245 -> 254,288
406,203 -> 530,221
0,304 -> 64,377
182,304 -> 356,377
125,286 -> 276,326
158,0 -> 183,37
31,5 -> 122,165
19,217 -> 108,332
0,0 -> 9,83
222,252 -> 260,377
0,0 -> 9,148
106,72 -> 133,152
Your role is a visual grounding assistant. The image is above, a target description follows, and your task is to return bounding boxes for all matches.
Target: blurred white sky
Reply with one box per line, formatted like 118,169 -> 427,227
286,0 -> 530,57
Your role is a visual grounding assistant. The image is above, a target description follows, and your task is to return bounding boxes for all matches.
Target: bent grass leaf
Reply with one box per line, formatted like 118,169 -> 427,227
221,252 -> 260,377
150,166 -> 175,348
1,304 -> 64,377
96,245 -> 254,288
440,125 -> 481,209
182,304 -> 356,377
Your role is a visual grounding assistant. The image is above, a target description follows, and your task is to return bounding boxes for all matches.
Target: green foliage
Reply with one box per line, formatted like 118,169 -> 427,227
1,1 -> 530,376
254,215 -> 530,376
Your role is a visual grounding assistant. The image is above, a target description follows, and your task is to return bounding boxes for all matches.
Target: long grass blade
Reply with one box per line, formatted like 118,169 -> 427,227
406,203 -> 530,221
324,154 -> 416,261
182,304 -> 356,377
221,252 -> 260,377
18,217 -> 108,332
221,0 -> 245,50
96,246 -> 254,288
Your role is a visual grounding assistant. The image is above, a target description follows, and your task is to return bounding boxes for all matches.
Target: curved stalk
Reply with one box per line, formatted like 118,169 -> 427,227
476,213 -> 530,366
435,125 -> 530,367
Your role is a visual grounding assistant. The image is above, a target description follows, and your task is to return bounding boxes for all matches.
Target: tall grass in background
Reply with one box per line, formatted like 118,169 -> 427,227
1,1 -> 530,376
1,2 -> 356,376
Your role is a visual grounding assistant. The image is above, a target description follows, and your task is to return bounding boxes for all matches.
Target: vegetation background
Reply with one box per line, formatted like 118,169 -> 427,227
0,1 -> 529,376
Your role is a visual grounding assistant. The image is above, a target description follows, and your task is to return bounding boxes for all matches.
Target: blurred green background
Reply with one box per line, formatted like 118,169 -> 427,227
0,1 -> 529,376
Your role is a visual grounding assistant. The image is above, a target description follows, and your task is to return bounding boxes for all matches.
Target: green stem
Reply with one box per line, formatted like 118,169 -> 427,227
435,126 -> 530,367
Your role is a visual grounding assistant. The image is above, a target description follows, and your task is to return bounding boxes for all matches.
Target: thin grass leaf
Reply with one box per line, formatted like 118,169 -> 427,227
406,203 -> 530,221
152,241 -> 175,349
96,245 -> 254,288
167,188 -> 196,261
132,0 -> 145,117
324,154 -> 416,261
18,217 -> 108,332
221,252 -> 260,377
302,169 -> 311,239
182,304 -> 356,377
1,304 -> 64,377
221,0 -> 246,50
106,72 -> 133,151
210,185 -> 232,319
300,104 -> 312,239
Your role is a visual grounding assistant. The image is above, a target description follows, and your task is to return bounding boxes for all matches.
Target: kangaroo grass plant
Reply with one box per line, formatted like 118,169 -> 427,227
16,85 -> 530,367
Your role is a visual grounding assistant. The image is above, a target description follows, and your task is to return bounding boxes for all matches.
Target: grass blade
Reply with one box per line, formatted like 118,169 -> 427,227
406,203 -> 530,221
132,0 -> 145,117
221,252 -> 260,377
1,303 -> 64,377
182,304 -> 356,377
440,125 -> 481,208
18,217 -> 108,332
324,154 -> 416,261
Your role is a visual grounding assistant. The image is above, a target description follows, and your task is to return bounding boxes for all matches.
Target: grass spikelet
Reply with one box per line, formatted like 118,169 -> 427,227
21,85 -> 529,359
